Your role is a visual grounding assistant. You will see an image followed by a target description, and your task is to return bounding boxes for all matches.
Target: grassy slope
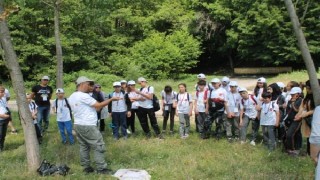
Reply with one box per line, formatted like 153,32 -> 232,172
1,71 -> 319,179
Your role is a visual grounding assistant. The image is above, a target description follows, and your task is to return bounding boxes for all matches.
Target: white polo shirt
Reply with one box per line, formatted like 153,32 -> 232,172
177,92 -> 192,114
240,95 -> 258,119
138,86 -> 154,109
52,98 -> 72,122
69,91 -> 97,126
226,92 -> 241,116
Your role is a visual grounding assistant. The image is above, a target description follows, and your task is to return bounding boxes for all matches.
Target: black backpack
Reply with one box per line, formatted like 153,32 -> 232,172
140,86 -> 160,112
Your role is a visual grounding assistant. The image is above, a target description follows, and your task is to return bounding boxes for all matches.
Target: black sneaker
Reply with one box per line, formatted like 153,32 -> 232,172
96,168 -> 113,175
83,167 -> 94,174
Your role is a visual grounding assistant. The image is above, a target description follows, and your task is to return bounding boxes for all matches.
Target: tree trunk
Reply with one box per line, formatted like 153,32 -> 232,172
228,51 -> 234,76
54,0 -> 63,88
284,0 -> 320,106
0,1 -> 40,171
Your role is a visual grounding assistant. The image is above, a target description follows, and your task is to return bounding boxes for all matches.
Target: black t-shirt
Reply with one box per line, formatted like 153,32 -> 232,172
31,85 -> 53,106
286,97 -> 302,122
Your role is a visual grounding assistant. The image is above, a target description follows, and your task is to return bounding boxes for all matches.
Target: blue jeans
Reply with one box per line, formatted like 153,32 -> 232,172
58,121 -> 74,144
112,112 -> 127,139
37,105 -> 51,132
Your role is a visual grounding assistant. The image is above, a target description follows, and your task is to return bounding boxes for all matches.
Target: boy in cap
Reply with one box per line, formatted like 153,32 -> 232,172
108,82 -> 131,140
52,88 -> 74,145
284,87 -> 303,156
221,76 -> 231,93
26,93 -> 42,144
204,78 -> 227,139
120,80 -> 127,92
239,87 -> 259,145
194,80 -> 208,138
225,81 -> 241,142
135,77 -> 163,139
31,75 -> 53,133
69,76 -> 119,174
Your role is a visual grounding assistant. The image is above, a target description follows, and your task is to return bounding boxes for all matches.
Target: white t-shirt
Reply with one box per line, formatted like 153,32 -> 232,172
110,91 -> 127,112
226,92 -> 241,116
310,106 -> 320,144
138,86 -> 154,109
240,95 -> 258,119
69,91 -> 97,126
195,90 -> 207,113
29,101 -> 38,124
0,99 -> 8,121
161,91 -> 177,105
52,98 -> 72,122
260,102 -> 279,126
128,91 -> 140,109
208,87 -> 227,112
177,92 -> 192,114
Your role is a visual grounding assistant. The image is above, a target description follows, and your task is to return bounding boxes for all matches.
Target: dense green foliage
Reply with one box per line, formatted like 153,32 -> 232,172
1,0 -> 319,82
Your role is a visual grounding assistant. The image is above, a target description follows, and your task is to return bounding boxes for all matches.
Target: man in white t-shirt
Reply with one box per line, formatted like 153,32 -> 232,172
135,77 -> 162,139
69,76 -> 119,175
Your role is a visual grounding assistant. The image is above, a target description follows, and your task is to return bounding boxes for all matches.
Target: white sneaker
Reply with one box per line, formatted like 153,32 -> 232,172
126,129 -> 131,134
250,141 -> 256,146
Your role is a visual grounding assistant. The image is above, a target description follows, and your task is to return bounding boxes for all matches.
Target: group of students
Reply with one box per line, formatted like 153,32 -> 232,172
103,74 -> 319,156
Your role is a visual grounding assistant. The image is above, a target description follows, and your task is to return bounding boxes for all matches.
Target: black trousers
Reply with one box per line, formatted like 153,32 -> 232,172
99,119 -> 105,131
285,120 -> 302,150
0,119 -> 9,151
127,109 -> 137,133
162,104 -> 175,132
136,107 -> 160,135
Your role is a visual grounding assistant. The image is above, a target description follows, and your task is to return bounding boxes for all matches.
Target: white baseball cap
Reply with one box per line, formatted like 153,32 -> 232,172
211,78 -> 220,83
290,87 -> 302,94
238,87 -> 248,92
138,77 -> 147,82
56,88 -> 64,94
221,76 -> 230,83
120,80 -> 127,84
113,82 -> 121,87
276,82 -> 285,88
76,76 -> 94,85
41,76 -> 50,80
257,77 -> 266,83
229,81 -> 238,87
197,73 -> 206,79
128,80 -> 136,85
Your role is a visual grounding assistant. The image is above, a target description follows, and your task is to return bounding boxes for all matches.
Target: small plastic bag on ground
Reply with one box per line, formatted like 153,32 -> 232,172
37,159 -> 70,176
113,169 -> 151,180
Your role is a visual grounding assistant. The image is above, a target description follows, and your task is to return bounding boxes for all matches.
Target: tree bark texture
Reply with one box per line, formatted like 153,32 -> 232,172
0,0 -> 40,171
284,0 -> 320,106
54,0 -> 64,88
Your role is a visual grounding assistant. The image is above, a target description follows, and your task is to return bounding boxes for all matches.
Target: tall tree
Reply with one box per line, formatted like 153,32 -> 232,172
54,0 -> 63,88
284,0 -> 320,106
0,0 -> 40,171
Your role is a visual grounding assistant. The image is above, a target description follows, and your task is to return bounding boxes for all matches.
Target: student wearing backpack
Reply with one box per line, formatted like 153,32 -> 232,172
267,83 -> 286,143
225,81 -> 241,142
161,85 -> 177,135
204,78 -> 227,139
176,83 -> 193,139
194,80 -> 208,138
108,82 -> 132,140
283,87 -> 303,156
239,87 -> 259,145
52,88 -> 74,145
257,92 -> 280,151
126,80 -> 139,135
27,93 -> 42,144
295,79 -> 320,155
135,77 -> 163,139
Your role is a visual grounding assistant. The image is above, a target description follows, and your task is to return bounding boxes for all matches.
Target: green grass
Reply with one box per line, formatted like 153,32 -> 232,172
0,112 -> 315,179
